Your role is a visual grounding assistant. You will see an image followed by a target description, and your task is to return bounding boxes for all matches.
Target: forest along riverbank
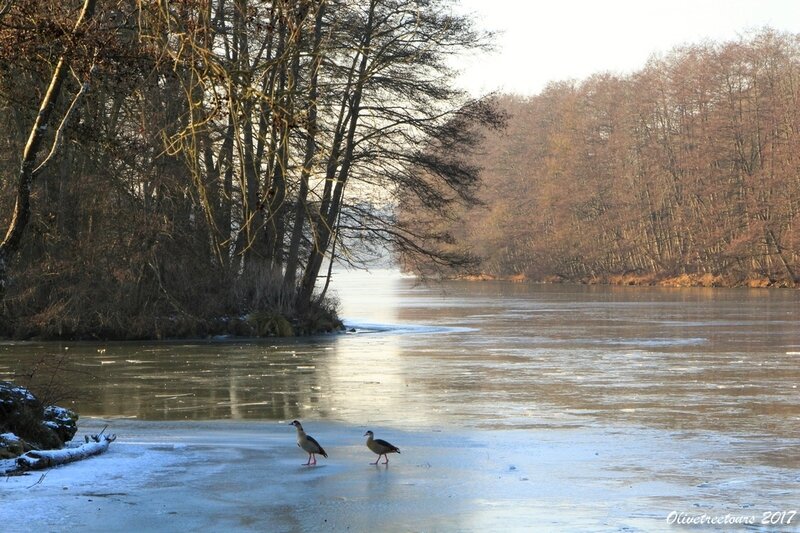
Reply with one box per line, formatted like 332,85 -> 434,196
399,33 -> 800,289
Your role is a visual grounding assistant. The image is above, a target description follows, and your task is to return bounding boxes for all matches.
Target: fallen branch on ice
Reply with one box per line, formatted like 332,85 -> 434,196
1,433 -> 116,476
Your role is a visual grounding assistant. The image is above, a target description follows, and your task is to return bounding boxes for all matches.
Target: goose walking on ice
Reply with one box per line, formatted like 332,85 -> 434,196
290,420 -> 328,465
364,430 -> 400,464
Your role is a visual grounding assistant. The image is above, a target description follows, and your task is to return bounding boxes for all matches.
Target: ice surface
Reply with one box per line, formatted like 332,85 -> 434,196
2,276 -> 798,531
1,419 -> 797,532
343,319 -> 477,335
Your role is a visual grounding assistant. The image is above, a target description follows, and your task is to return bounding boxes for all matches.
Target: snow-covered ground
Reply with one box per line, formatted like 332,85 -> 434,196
2,418 -> 798,532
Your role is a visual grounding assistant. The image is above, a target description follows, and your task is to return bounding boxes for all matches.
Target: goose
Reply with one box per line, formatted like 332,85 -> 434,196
290,420 -> 327,465
364,430 -> 400,464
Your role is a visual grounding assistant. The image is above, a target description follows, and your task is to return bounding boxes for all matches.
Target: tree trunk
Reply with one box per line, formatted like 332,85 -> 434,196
297,0 -> 377,310
284,3 -> 325,290
767,228 -> 796,286
0,0 -> 97,301
2,434 -> 116,476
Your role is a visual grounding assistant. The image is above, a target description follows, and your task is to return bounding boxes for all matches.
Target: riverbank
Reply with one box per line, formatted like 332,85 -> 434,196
456,272 -> 797,288
1,418 -> 798,532
0,305 -> 343,342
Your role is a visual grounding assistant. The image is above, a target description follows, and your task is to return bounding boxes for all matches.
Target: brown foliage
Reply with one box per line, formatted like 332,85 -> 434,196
403,29 -> 800,288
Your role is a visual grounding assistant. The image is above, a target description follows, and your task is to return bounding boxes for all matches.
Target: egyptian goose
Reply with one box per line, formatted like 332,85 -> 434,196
364,430 -> 400,464
290,420 -> 328,465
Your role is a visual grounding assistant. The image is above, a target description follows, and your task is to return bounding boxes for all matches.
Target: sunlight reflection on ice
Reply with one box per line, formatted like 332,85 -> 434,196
343,319 -> 478,334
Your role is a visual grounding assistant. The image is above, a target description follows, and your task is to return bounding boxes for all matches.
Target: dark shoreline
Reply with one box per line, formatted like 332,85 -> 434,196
0,307 -> 344,342
455,272 -> 797,289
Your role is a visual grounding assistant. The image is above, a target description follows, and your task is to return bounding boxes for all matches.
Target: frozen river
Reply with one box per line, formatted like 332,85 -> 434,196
1,271 -> 799,531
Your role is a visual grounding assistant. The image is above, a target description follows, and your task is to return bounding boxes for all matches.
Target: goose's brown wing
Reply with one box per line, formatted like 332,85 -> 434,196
374,438 -> 400,453
306,435 -> 328,457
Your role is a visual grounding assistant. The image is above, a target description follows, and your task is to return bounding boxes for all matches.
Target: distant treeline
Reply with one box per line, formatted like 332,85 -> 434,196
405,30 -> 800,287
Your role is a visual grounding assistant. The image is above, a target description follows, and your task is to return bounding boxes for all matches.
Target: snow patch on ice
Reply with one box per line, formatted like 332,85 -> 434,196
343,319 -> 477,335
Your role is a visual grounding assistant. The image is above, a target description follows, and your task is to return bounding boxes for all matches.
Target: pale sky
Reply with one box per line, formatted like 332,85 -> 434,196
454,0 -> 800,96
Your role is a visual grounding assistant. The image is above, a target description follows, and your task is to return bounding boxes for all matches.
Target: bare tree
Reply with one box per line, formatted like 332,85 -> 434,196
0,0 -> 97,300
0,0 -> 501,338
